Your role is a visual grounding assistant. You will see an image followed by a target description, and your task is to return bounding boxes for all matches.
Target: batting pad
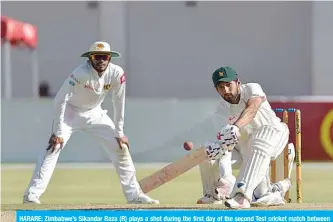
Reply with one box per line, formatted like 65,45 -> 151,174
253,170 -> 272,199
219,151 -> 233,178
199,159 -> 220,196
230,145 -> 244,169
233,126 -> 281,200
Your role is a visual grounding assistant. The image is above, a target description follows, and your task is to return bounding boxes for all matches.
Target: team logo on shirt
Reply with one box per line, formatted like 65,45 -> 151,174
103,84 -> 112,90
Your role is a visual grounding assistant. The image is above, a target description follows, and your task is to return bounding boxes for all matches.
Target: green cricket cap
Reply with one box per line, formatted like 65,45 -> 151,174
212,66 -> 238,87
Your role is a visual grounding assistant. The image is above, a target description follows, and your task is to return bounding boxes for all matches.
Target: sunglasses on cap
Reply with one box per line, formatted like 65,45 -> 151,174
90,54 -> 111,61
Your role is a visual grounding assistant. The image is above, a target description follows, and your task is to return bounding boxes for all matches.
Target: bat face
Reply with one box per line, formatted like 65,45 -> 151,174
139,146 -> 208,193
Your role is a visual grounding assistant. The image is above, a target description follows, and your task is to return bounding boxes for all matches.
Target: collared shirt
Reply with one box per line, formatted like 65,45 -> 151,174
213,83 -> 283,140
53,60 -> 126,138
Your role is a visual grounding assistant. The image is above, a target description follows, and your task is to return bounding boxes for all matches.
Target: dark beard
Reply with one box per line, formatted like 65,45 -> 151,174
223,93 -> 240,104
92,63 -> 106,73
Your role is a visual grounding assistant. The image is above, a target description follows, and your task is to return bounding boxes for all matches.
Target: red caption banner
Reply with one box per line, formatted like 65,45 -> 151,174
270,101 -> 333,161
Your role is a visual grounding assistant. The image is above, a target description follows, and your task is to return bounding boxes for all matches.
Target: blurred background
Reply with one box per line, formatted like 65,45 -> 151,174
1,1 -> 333,164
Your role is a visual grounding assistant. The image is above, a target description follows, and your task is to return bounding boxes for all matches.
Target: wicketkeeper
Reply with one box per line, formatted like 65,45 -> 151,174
23,41 -> 159,205
197,66 -> 294,209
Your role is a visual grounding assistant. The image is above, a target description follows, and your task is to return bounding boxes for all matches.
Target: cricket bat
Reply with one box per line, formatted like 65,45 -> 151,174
139,146 -> 208,194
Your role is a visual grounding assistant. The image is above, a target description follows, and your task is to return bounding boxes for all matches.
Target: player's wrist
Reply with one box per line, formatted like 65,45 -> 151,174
232,123 -> 240,129
115,131 -> 125,138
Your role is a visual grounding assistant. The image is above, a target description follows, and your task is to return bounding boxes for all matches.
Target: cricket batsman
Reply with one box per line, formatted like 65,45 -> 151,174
197,66 -> 293,209
23,41 -> 159,205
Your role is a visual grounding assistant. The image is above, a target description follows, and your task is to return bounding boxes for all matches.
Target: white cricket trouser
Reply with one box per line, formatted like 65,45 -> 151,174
231,123 -> 289,200
24,105 -> 142,202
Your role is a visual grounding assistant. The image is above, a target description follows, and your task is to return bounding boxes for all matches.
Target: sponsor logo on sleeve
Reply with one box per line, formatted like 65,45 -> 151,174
69,80 -> 75,86
69,74 -> 80,84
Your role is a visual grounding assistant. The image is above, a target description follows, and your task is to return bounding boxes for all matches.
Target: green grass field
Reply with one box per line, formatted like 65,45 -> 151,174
2,163 -> 333,205
1,164 -> 333,222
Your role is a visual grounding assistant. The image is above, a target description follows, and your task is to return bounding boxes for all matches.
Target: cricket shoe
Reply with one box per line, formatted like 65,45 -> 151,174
128,193 -> 159,204
23,195 -> 41,204
272,178 -> 292,198
196,194 -> 223,204
214,176 -> 235,200
251,179 -> 291,207
251,191 -> 285,207
225,192 -> 251,209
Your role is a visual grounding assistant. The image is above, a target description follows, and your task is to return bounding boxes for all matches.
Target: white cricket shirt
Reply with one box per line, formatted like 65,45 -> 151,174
213,83 -> 284,139
53,60 -> 126,138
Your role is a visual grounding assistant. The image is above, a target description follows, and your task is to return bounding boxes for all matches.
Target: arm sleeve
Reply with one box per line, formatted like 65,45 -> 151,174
243,83 -> 267,102
53,75 -> 77,137
112,68 -> 126,138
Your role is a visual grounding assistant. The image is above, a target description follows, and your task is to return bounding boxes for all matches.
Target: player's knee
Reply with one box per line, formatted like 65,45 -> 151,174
249,138 -> 276,157
250,126 -> 281,155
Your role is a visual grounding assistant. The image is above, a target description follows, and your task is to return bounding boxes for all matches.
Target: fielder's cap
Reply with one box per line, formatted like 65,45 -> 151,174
80,41 -> 121,58
212,66 -> 238,87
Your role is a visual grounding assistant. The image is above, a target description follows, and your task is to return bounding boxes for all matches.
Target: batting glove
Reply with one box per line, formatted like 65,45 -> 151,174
204,140 -> 228,160
217,124 -> 240,151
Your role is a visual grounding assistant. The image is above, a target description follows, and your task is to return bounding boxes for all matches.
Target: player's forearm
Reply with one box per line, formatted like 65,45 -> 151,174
53,96 -> 69,136
114,105 -> 125,138
53,85 -> 72,136
233,106 -> 257,128
112,88 -> 126,138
